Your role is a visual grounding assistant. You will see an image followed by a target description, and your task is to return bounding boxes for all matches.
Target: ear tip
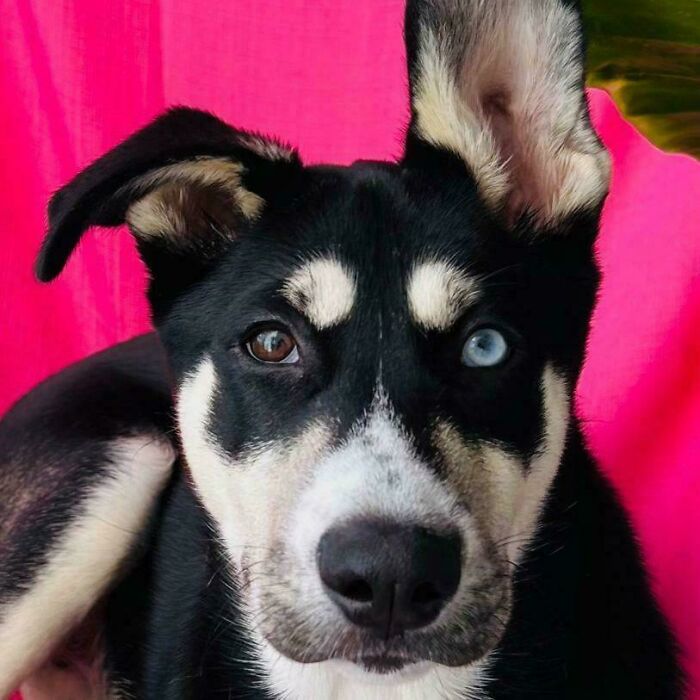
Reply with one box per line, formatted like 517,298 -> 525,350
39,192 -> 68,282
34,255 -> 54,283
35,264 -> 55,283
35,233 -> 63,282
35,269 -> 56,283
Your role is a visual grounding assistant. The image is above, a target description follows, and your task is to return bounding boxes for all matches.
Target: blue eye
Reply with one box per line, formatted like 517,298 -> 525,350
461,328 -> 509,367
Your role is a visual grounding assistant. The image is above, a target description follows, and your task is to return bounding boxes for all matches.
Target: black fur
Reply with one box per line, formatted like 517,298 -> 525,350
96,422 -> 681,698
0,335 -> 171,603
4,334 -> 676,696
2,160 -> 684,693
0,0 -> 685,696
102,431 -> 682,698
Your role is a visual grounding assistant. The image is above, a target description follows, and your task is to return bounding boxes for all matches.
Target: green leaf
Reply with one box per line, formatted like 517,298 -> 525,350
583,0 -> 700,157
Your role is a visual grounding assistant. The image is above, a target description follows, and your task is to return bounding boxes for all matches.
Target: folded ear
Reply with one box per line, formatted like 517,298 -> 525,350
404,0 -> 610,227
37,107 -> 301,282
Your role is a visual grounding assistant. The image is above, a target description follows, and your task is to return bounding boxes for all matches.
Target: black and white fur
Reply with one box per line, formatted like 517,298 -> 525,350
0,1 -> 684,698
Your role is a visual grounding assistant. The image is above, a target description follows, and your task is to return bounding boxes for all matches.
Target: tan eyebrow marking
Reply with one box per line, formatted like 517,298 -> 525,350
281,257 -> 357,330
407,259 -> 481,331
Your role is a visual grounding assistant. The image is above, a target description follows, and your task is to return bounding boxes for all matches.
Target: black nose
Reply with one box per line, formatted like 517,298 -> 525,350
317,520 -> 461,638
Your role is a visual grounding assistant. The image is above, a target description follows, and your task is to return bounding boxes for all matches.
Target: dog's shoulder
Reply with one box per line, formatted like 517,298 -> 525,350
0,332 -> 172,448
0,333 -> 177,698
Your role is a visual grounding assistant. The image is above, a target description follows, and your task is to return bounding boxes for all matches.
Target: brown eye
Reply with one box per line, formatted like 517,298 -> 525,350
246,328 -> 299,364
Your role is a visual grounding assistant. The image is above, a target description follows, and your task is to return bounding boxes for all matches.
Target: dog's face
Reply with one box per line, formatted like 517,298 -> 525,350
38,0 -> 609,685
164,159 -> 591,672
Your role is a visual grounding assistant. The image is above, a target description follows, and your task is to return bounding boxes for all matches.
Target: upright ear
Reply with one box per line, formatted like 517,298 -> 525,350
37,107 -> 301,282
403,0 -> 610,227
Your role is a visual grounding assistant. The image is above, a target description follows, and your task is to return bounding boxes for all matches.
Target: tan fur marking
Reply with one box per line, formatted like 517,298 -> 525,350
126,158 -> 264,239
177,357 -> 333,568
407,259 -> 481,331
414,29 -> 509,208
433,365 -> 570,563
281,257 -> 357,330
412,0 -> 610,223
0,437 -> 174,698
236,134 -> 295,162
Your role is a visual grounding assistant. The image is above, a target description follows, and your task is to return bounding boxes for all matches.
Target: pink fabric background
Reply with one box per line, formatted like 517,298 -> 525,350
0,0 -> 698,695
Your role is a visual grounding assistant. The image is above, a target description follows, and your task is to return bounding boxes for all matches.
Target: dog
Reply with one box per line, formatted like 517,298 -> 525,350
0,1 -> 684,698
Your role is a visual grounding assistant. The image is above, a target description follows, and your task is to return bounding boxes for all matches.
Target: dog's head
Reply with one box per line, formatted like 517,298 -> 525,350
38,0 -> 609,684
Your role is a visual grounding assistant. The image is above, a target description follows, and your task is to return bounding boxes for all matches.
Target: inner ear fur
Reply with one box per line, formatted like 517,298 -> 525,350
37,107 -> 300,282
123,157 -> 263,246
404,0 -> 610,227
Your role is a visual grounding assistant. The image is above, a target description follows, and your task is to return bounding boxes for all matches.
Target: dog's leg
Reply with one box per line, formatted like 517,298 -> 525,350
0,336 -> 175,698
0,435 -> 174,698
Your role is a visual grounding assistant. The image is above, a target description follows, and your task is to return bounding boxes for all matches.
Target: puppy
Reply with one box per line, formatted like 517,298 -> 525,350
0,1 -> 683,698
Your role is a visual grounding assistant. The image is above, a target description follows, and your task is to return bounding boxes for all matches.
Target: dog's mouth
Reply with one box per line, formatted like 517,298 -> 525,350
263,632 -> 434,673
265,631 -> 497,668
251,550 -> 513,671
259,587 -> 511,672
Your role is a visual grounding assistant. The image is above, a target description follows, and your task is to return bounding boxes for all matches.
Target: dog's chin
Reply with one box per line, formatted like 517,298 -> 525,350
263,629 -> 499,672
356,656 -> 416,675
266,638 -> 426,669
256,579 -> 512,671
262,641 -> 442,684
332,658 -> 436,683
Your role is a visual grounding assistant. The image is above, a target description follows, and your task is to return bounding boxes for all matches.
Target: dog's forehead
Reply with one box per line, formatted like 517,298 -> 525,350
259,161 -> 489,330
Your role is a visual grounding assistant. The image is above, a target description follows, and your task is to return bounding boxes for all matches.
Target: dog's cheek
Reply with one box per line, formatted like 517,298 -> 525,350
176,356 -> 331,570
433,423 -> 524,544
506,365 -> 570,562
435,364 -> 570,564
237,421 -> 335,565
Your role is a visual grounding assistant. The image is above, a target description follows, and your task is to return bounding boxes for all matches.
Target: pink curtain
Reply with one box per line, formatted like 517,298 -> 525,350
1,1 -> 698,695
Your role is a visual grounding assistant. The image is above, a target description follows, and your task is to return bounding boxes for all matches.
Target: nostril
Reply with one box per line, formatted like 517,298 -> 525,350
337,577 -> 373,603
411,581 -> 442,606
